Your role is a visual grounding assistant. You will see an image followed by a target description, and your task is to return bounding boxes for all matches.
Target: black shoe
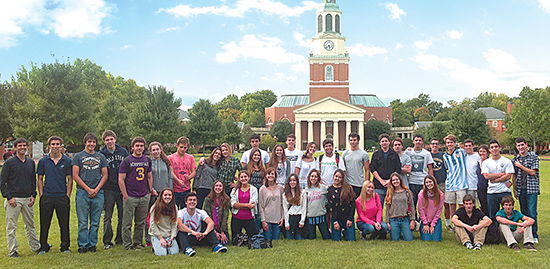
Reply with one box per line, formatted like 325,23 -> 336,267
78,248 -> 87,254
8,252 -> 19,258
88,246 -> 96,252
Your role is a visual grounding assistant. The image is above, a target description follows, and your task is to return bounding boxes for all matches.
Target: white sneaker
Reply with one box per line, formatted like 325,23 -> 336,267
534,238 -> 539,244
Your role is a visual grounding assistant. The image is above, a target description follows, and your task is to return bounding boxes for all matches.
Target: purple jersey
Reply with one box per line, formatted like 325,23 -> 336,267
119,155 -> 152,198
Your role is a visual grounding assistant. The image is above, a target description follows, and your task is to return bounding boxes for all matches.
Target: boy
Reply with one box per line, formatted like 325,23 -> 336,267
495,195 -> 536,252
452,194 -> 492,250
241,133 -> 270,166
169,136 -> 196,209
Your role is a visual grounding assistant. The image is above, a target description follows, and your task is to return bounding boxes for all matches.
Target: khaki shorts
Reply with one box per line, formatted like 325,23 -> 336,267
438,182 -> 445,192
445,189 -> 467,205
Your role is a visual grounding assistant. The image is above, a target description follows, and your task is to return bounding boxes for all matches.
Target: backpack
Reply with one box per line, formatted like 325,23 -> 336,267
484,224 -> 504,245
318,152 -> 340,170
248,234 -> 272,249
232,233 -> 249,247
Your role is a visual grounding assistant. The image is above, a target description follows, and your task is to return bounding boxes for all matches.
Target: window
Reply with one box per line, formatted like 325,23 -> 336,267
492,120 -> 498,127
325,14 -> 332,32
335,15 -> 340,33
325,65 -> 334,81
317,15 -> 322,33
326,121 -> 333,127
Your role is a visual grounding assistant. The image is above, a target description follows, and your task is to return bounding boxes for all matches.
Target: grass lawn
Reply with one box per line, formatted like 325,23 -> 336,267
0,154 -> 548,268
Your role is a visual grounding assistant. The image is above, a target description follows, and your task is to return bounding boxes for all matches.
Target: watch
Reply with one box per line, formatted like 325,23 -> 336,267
324,40 -> 334,51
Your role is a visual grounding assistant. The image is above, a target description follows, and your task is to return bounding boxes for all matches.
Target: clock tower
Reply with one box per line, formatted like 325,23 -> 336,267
309,0 -> 350,104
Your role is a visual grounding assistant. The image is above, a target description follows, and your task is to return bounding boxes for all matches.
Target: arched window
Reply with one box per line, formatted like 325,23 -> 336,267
325,65 -> 334,81
325,14 -> 332,32
335,15 -> 340,33
317,15 -> 322,33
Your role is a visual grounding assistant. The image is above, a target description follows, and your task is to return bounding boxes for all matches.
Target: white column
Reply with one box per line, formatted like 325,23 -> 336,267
295,120 -> 302,150
308,120 -> 314,143
333,121 -> 340,151
320,120 -> 326,144
345,120 -> 351,150
359,120 -> 365,150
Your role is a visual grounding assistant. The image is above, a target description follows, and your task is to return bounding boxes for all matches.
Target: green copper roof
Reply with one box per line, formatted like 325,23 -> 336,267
323,3 -> 341,12
270,94 -> 386,108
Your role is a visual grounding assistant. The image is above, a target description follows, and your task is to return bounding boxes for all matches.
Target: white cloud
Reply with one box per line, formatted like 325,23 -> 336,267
121,45 -> 130,50
484,29 -> 494,35
260,72 -> 297,82
157,26 -> 180,33
348,44 -> 388,57
447,29 -> 463,39
384,3 -> 406,22
293,32 -> 311,47
159,0 -> 319,18
483,49 -> 518,72
539,0 -> 550,13
414,39 -> 432,51
396,43 -> 403,49
412,51 -> 550,96
0,0 -> 113,49
216,34 -> 309,73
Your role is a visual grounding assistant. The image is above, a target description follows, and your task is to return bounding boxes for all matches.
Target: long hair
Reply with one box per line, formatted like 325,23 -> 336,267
236,170 -> 251,189
152,188 -> 177,224
267,144 -> 287,168
307,169 -> 321,188
303,142 -> 317,159
206,180 -> 230,210
264,167 -> 277,187
206,147 -> 222,168
247,148 -> 266,177
385,172 -> 410,205
359,180 -> 375,211
334,169 -> 355,204
221,143 -> 233,161
149,141 -> 171,169
422,175 -> 441,208
284,173 -> 301,206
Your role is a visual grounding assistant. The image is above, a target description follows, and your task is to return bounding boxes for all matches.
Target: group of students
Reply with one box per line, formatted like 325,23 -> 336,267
0,130 -> 540,258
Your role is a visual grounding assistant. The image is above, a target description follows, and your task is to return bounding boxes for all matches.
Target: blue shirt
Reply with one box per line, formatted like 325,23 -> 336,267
443,148 -> 468,191
37,154 -> 72,197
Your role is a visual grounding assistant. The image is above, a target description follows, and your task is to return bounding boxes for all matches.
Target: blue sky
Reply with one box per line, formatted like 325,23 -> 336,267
1,0 -> 550,109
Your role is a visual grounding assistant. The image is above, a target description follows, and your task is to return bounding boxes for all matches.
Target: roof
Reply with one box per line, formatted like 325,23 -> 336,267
414,121 -> 432,129
178,109 -> 189,121
476,107 -> 506,120
270,94 -> 387,108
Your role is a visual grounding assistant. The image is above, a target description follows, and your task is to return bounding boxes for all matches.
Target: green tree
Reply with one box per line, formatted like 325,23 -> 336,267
218,108 -> 241,122
365,120 -> 392,141
259,134 -> 277,151
270,120 -> 293,142
0,80 -> 14,143
216,94 -> 241,110
390,99 -> 413,127
185,99 -> 222,155
240,90 -> 277,126
219,118 -> 242,147
414,107 -> 431,121
471,92 -> 510,111
507,86 -> 550,148
447,106 -> 491,144
133,86 -> 183,145
421,122 -> 448,142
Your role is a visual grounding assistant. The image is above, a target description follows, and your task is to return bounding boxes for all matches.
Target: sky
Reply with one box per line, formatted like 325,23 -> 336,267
1,0 -> 550,110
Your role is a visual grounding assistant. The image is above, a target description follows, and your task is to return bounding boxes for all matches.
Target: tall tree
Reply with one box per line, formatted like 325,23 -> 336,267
447,106 -> 491,144
185,99 -> 222,154
390,99 -> 413,127
507,86 -> 550,148
219,118 -> 242,147
270,120 -> 294,142
420,122 -> 448,142
216,94 -> 241,110
365,120 -> 392,141
240,89 -> 277,126
0,80 -> 14,143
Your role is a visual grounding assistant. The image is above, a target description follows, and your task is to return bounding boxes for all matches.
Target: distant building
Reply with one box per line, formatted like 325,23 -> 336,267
391,121 -> 435,140
476,107 -> 506,132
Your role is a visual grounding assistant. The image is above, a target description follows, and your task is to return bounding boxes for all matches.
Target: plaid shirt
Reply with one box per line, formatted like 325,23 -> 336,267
511,151 -> 540,195
218,156 -> 242,186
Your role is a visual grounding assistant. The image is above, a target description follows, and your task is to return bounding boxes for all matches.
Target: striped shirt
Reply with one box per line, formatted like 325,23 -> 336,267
443,148 -> 468,192
511,151 -> 540,195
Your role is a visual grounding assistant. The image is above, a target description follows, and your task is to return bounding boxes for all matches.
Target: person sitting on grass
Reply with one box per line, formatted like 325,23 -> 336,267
385,172 -> 415,241
418,175 -> 444,242
176,192 -> 227,257
495,195 -> 537,252
203,180 -> 231,245
149,188 -> 179,256
356,180 -> 388,240
451,194 -> 492,250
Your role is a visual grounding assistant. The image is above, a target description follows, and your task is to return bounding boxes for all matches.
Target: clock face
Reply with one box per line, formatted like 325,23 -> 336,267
324,40 -> 334,51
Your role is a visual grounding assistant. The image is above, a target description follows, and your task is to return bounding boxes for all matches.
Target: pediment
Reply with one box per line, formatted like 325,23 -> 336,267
294,97 -> 365,114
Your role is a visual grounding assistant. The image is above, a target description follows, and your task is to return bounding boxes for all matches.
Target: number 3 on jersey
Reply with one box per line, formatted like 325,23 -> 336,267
136,167 -> 145,181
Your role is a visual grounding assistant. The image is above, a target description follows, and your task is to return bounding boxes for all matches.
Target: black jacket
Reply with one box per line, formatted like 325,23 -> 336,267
0,156 -> 37,199
369,148 -> 401,189
99,144 -> 129,192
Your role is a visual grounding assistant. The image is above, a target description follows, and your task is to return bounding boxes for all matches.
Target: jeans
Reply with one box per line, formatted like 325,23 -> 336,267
262,222 -> 281,240
420,218 -> 442,241
76,188 -> 104,248
286,214 -> 305,240
196,188 -> 210,210
518,191 -> 538,239
151,236 -> 179,256
122,195 -> 150,249
39,195 -> 70,252
306,215 -> 331,240
389,217 -> 413,241
331,220 -> 356,241
375,189 -> 387,210
254,213 -> 262,235
487,192 -> 511,220
103,189 -> 123,246
477,189 -> 489,216
357,221 -> 388,239
174,190 -> 190,210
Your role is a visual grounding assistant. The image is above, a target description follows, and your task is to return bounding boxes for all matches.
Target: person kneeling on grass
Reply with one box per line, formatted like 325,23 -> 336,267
149,188 -> 179,256
496,195 -> 537,252
176,192 -> 227,257
451,194 -> 492,250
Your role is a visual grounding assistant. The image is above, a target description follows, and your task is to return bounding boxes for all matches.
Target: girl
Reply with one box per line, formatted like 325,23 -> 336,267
204,180 -> 231,245
258,167 -> 284,240
327,169 -> 356,241
295,142 -> 319,189
356,181 -> 388,240
148,188 -> 179,256
244,148 -> 266,232
302,169 -> 330,240
230,171 -> 258,243
194,147 -> 222,209
418,175 -> 444,241
218,143 -> 242,196
283,173 -> 307,240
385,172 -> 415,241
267,144 -> 291,185
476,145 -> 490,216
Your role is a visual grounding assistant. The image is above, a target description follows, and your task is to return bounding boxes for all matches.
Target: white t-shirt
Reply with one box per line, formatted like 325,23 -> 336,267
465,153 -> 481,190
285,148 -> 303,173
481,156 -> 515,194
178,208 -> 209,233
295,158 -> 319,189
241,148 -> 270,165
405,149 -> 434,185
319,153 -> 345,186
